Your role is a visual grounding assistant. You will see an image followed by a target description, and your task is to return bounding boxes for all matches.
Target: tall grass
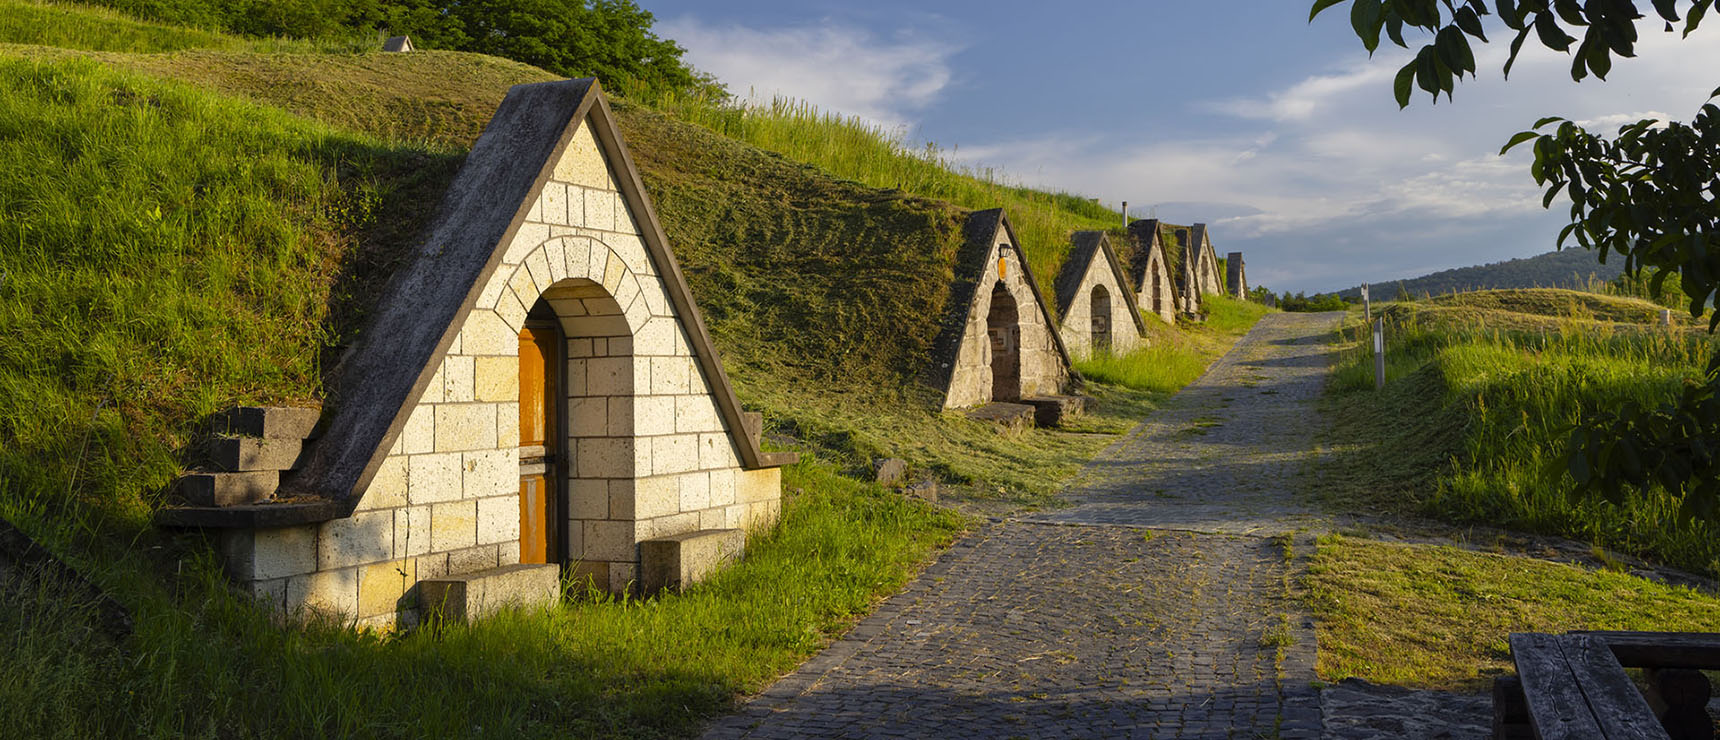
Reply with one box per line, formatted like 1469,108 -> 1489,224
1076,296 -> 1273,393
0,0 -> 379,54
1324,296 -> 1720,576
638,91 -> 1123,310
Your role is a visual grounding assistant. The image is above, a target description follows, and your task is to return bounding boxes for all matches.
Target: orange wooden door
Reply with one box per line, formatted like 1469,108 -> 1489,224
518,325 -> 557,564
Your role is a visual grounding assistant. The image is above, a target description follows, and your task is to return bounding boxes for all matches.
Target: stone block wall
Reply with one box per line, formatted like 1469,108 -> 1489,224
217,116 -> 781,627
943,234 -> 1069,409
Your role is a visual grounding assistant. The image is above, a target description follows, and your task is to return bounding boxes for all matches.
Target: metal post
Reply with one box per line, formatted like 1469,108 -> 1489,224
1362,283 -> 1371,323
1373,317 -> 1386,391
1661,309 -> 1672,327
1121,201 -> 1128,230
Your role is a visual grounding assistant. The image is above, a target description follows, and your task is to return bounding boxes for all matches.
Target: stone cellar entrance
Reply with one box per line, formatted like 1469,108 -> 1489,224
1090,285 -> 1112,353
988,281 -> 1021,401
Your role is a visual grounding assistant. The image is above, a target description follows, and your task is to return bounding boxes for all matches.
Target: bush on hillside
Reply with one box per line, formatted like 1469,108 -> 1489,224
1279,291 -> 1348,312
82,0 -> 719,99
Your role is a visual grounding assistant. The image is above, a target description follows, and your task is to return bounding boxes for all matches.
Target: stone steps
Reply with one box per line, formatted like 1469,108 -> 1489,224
966,402 -> 1036,428
1021,394 -> 1090,427
169,406 -> 321,508
419,563 -> 560,622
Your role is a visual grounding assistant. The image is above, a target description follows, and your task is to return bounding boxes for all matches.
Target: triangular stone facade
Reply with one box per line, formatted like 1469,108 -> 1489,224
929,209 -> 1074,409
1053,231 -> 1148,357
164,79 -> 791,627
1125,219 -> 1178,325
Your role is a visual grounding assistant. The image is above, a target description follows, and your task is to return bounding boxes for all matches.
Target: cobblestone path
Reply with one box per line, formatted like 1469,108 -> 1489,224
704,312 -> 1343,739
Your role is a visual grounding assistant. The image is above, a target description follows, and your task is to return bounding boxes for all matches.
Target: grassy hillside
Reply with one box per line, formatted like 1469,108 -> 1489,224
1316,289 -> 1720,577
1337,248 -> 1626,301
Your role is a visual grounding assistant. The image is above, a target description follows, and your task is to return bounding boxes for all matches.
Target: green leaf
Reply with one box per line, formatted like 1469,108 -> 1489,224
1454,6 -> 1489,40
1687,0 -> 1709,36
1436,26 -> 1477,75
1504,25 -> 1532,77
1584,38 -> 1612,79
1393,61 -> 1416,107
1500,130 -> 1540,154
1310,0 -> 1348,21
1353,0 -> 1384,52
1533,115 -> 1566,128
1535,14 -> 1575,52
1415,46 -> 1442,98
1652,0 -> 1681,23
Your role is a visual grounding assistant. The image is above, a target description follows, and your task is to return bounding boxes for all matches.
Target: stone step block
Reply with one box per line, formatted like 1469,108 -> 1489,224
213,406 -> 322,440
965,402 -> 1035,428
211,436 -> 305,472
1021,395 -> 1090,427
176,471 -> 280,507
419,563 -> 560,622
639,528 -> 744,595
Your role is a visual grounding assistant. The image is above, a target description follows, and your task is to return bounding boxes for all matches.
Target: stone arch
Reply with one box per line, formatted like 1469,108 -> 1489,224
485,234 -> 662,569
1090,284 -> 1112,353
987,281 -> 1021,401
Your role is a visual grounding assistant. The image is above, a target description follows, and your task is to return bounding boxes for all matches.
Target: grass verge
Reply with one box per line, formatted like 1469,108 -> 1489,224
1076,295 -> 1274,393
1304,535 -> 1720,691
1,458 -> 964,738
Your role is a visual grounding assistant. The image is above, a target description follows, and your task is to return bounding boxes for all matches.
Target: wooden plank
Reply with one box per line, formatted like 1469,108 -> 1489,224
1512,632 -> 1608,740
1575,632 -> 1720,670
1559,633 -> 1669,740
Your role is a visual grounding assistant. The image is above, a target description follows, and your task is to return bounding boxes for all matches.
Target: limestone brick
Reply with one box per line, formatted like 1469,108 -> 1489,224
613,273 -> 642,321
415,552 -> 450,581
555,122 -> 615,190
408,451 -> 462,504
566,358 -> 588,396
565,523 -> 585,562
570,561 -> 607,591
361,455 -> 409,510
583,519 -> 635,562
435,403 -> 497,452
601,251 -> 627,296
651,434 -> 699,476
586,240 -> 611,284
524,250 -> 553,304
633,431 -> 653,474
247,577 -> 288,613
586,357 -> 632,396
498,284 -> 530,331
634,474 -> 679,519
498,539 -> 521,566
698,507 -> 727,531
736,467 -> 781,504
577,437 -> 631,478
421,363 -> 446,405
637,280 -> 669,318
539,182 -> 568,226
544,238 -> 568,283
678,472 -> 710,512
475,495 -> 520,546
473,356 -> 516,403
708,469 -> 736,508
569,478 -> 609,520
675,396 -> 721,434
319,510 -> 393,570
641,511 -> 699,540
497,403 -> 520,452
431,500 -> 478,552
504,221 -> 550,265
607,335 -> 633,356
460,310 -> 515,356
698,433 -> 739,471
606,479 -> 635,520
224,525 -> 317,581
607,561 -> 636,590
462,448 -> 514,499
563,237 -> 591,280
441,355 -> 475,403
526,190 -> 542,223
287,567 -> 357,620
634,395 -> 675,436
568,397 -> 608,436
395,505 -> 431,557
586,186 -> 616,231
401,402 -> 435,455
650,357 -> 690,395
606,395 -> 634,437
635,316 -> 675,357
448,544 -> 499,575
358,559 -> 410,618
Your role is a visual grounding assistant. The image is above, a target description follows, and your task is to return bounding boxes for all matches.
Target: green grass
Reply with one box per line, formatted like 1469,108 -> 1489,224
0,0 -> 380,54
1316,290 -> 1720,577
1305,535 -> 1720,690
1075,296 -> 1273,394
1,458 -> 964,738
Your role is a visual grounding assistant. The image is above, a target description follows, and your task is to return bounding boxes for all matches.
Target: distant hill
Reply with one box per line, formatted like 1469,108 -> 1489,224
1337,249 -> 1624,300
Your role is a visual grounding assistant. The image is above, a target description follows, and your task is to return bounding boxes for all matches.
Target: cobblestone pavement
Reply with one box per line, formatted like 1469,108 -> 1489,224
703,313 -> 1343,739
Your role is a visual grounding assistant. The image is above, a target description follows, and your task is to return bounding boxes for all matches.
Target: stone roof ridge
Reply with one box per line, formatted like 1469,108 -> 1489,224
1053,231 -> 1105,317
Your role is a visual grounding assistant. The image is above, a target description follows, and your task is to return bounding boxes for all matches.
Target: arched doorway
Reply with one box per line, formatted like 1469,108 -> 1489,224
987,282 -> 1020,401
1090,284 -> 1112,353
1151,269 -> 1163,316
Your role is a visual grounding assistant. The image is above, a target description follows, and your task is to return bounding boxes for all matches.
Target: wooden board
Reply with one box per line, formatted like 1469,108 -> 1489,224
1575,632 -> 1720,670
1559,633 -> 1669,740
1512,632 -> 1609,739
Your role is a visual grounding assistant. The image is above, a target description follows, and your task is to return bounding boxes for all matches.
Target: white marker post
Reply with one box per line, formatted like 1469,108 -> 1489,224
1373,317 -> 1386,391
1361,283 -> 1371,323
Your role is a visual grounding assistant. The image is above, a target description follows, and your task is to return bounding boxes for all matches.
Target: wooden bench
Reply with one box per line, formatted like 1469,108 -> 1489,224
1495,631 -> 1719,740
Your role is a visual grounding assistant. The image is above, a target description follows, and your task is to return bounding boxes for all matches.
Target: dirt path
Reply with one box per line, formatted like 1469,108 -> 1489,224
703,312 -> 1345,739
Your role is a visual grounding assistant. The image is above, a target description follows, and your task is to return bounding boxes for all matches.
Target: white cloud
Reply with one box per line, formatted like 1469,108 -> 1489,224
658,17 -> 959,131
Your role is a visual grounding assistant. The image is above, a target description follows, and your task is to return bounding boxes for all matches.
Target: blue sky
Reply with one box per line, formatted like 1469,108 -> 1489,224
644,1 -> 1720,293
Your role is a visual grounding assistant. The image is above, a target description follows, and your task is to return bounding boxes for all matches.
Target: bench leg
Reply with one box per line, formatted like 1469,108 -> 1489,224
1645,668 -> 1714,740
1493,676 -> 1534,740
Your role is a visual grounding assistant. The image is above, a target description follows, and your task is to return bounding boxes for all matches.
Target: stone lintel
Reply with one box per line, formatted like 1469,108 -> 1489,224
176,471 -> 280,507
212,436 -> 305,472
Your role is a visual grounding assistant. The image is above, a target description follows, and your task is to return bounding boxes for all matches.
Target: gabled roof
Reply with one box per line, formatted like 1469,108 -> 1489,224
1054,231 -> 1148,337
926,208 -> 1075,396
1123,219 -> 1168,291
166,78 -> 788,528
